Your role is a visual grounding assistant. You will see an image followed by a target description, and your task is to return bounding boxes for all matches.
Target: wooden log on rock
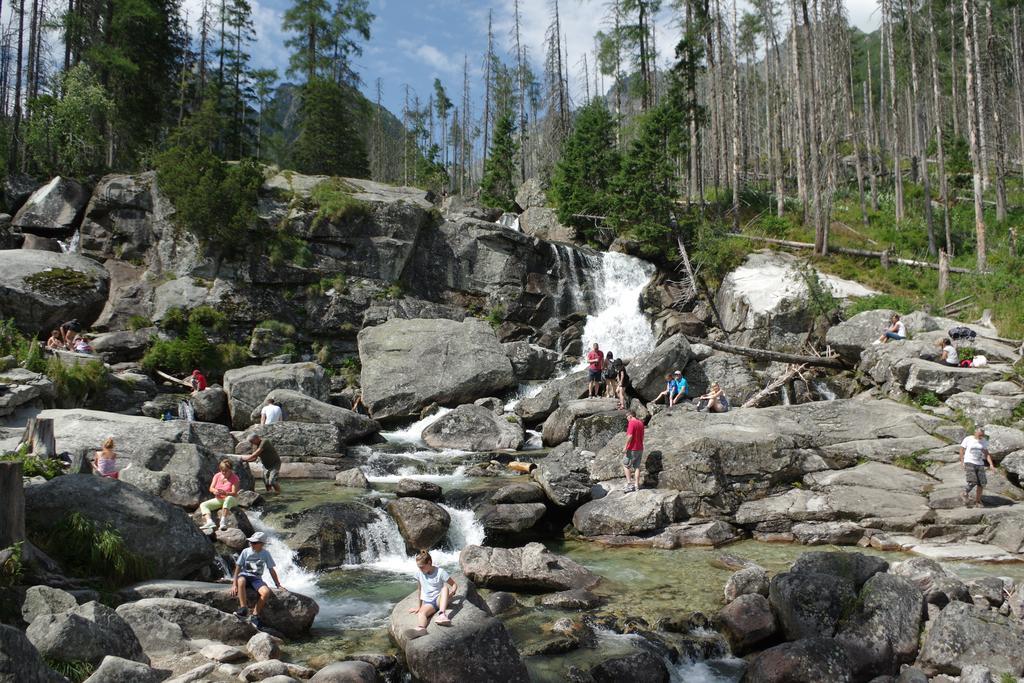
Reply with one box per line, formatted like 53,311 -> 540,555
685,336 -> 849,369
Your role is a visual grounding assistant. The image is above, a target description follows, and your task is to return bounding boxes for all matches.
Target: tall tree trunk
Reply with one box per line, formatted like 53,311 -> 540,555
730,0 -> 740,232
1013,8 -> 1024,185
789,0 -> 809,218
971,0 -> 989,189
962,0 -> 987,271
10,0 -> 24,171
799,0 -> 825,254
25,0 -> 36,100
950,1 -> 960,137
884,0 -> 904,223
985,1 -> 1006,222
865,60 -> 878,211
513,0 -> 527,183
907,0 -> 937,256
482,9 -> 492,169
929,1 -> 954,256
848,56 -> 867,226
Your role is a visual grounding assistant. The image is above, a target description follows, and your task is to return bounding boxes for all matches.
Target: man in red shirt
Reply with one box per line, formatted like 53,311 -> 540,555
622,407 -> 645,493
586,343 -> 605,398
190,369 -> 208,393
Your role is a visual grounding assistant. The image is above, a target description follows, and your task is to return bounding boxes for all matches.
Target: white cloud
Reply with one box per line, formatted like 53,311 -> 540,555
397,38 -> 460,75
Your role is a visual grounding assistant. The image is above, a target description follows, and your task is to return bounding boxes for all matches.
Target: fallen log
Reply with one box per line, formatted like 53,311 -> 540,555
686,336 -> 849,369
742,364 -> 809,408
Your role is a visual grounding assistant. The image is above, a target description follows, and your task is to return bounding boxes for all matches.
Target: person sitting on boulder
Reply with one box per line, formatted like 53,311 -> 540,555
405,550 -> 457,639
189,369 -> 207,393
199,459 -> 240,531
231,531 -> 285,630
241,435 -> 281,494
260,397 -> 283,425
874,313 -> 907,344
621,407 -> 645,493
60,320 -> 81,348
697,382 -> 730,413
651,374 -> 675,407
45,329 -> 64,350
351,392 -> 369,416
92,436 -> 120,479
938,337 -> 959,366
72,335 -> 92,354
586,343 -> 605,398
960,427 -> 995,507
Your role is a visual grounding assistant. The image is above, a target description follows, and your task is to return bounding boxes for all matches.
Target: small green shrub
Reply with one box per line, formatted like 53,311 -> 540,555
485,305 -> 506,329
267,233 -> 313,268
844,293 -> 916,318
339,356 -> 360,386
309,178 -> 373,226
24,268 -> 96,297
0,541 -> 24,588
0,319 -> 47,373
914,391 -> 941,407
216,343 -> 252,371
127,315 -> 153,331
758,215 -> 793,238
257,320 -> 296,337
160,306 -> 188,333
314,342 -> 332,367
381,282 -> 404,300
999,673 -> 1018,683
44,659 -> 96,683
47,358 -> 108,406
957,346 -> 976,361
33,511 -> 153,586
188,306 -> 228,333
893,454 -> 929,473
0,444 -> 64,479
142,323 -> 249,376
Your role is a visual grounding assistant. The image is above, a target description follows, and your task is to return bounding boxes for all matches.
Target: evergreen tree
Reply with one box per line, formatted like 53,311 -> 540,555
550,99 -> 620,239
480,112 -> 518,211
282,0 -> 372,83
290,78 -> 368,177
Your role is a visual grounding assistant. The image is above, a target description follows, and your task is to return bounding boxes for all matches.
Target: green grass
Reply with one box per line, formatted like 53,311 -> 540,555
31,512 -> 153,587
142,322 -> 250,377
1,444 -> 64,479
257,319 -> 296,337
47,357 -> 109,407
892,454 -> 930,473
309,178 -> 373,227
844,293 -> 916,318
485,305 -> 506,329
913,391 -> 941,408
0,541 -> 24,589
44,659 -> 96,683
127,315 -> 153,331
24,268 -> 96,296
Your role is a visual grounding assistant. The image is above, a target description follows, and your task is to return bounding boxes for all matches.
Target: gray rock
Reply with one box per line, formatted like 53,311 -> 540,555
223,363 -> 330,430
716,593 -> 777,654
394,479 -> 443,501
982,381 -> 1023,397
386,497 -> 450,552
514,370 -> 589,426
826,310 -> 899,363
724,565 -> 769,602
27,601 -> 146,666
889,557 -> 969,607
769,571 -> 857,640
946,391 -> 1024,425
902,358 -> 1005,398
238,660 -> 315,682
538,589 -> 601,609
237,421 -> 343,457
0,624 -> 66,683
282,502 -> 379,571
189,387 -> 227,424
116,598 -> 255,647
791,521 -> 865,545
459,543 -> 599,592
917,600 -> 1024,676
358,318 -> 515,420
0,249 -> 110,333
790,551 -> 888,590
502,341 -> 560,380
742,637 -> 853,683
572,488 -> 688,536
491,482 -> 545,504
199,642 -> 246,663
248,389 -> 379,444
515,178 -> 547,210
83,655 -> 169,683
541,398 -> 620,447
21,585 -> 77,625
334,468 -> 369,489
983,425 -> 1024,459
590,651 -> 669,683
246,631 -> 281,661
4,174 -> 43,212
518,206 -> 575,243
388,581 -> 529,683
895,668 -> 929,683
422,404 -> 524,451
626,334 -> 693,401
162,663 -> 215,683
24,474 -> 213,580
478,503 -> 547,534
118,580 -> 317,639
967,576 -> 1006,607
89,328 -> 155,364
836,573 -> 925,679
485,591 -> 520,615
13,176 -> 89,232
532,442 -> 594,509
570,411 -> 628,452
0,368 -> 55,417
959,665 -> 996,683
308,661 -> 378,683
685,354 -> 760,404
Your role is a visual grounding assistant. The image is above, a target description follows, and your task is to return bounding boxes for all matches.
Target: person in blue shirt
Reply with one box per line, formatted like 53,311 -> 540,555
652,370 -> 688,413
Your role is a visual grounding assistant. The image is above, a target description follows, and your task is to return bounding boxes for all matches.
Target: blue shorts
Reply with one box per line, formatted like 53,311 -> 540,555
242,575 -> 267,592
425,598 -> 439,610
588,369 -> 602,382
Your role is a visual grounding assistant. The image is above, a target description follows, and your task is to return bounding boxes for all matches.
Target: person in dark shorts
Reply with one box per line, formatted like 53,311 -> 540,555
242,435 -> 281,494
614,360 -> 632,410
959,427 -> 995,507
231,532 -> 285,629
603,351 -> 620,398
586,343 -> 605,398
404,550 -> 458,640
621,407 -> 645,493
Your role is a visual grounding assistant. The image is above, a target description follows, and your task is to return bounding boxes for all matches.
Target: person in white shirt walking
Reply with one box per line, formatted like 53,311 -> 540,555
960,427 -> 995,507
260,398 -> 283,425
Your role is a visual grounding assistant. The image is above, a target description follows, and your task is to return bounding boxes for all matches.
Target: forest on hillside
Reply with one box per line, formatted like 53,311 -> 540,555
0,0 -> 1020,334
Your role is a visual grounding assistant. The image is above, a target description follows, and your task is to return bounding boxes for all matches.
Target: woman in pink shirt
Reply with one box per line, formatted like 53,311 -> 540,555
199,459 -> 240,531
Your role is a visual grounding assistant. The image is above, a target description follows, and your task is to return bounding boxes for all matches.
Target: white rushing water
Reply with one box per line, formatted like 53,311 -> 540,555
381,407 -> 452,446
177,400 -> 195,421
578,251 -> 657,362
503,382 -> 546,412
351,503 -> 485,574
363,464 -> 469,485
813,380 -> 837,401
58,230 -> 80,253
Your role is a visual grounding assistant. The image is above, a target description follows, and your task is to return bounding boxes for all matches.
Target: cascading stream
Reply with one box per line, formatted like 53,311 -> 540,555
579,251 -> 657,361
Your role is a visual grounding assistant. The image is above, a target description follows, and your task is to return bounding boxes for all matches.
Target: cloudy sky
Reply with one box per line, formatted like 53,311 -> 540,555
189,0 -> 884,120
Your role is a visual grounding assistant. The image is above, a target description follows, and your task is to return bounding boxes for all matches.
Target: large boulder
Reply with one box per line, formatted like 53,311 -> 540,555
21,586 -> 78,625
0,250 -> 110,333
459,543 -> 598,592
388,580 -> 529,683
478,503 -> 547,535
836,573 -> 924,679
572,488 -> 688,536
590,651 -> 670,682
13,176 -> 89,233
514,370 -> 589,426
716,593 -> 777,654
238,421 -> 343,457
532,442 -> 593,509
309,661 -> 378,683
626,335 -> 692,401
515,178 -> 547,210
917,600 -> 1024,676
947,391 -> 1024,426
89,328 -> 154,364
570,411 -> 629,452
0,624 -> 67,683
684,354 -> 761,405
422,404 -> 524,451
742,637 -> 853,683
358,318 -> 515,420
502,341 -> 560,380
83,656 -> 169,683
517,206 -> 575,243
223,363 -> 330,430
768,570 -> 857,641
0,368 -> 55,418
826,309 -> 899,363
386,497 -> 450,552
282,503 -> 381,570
541,398 -> 621,447
889,557 -> 969,607
247,389 -> 379,444
26,601 -> 146,666
115,597 -> 255,646
118,580 -> 318,639
24,474 -> 214,580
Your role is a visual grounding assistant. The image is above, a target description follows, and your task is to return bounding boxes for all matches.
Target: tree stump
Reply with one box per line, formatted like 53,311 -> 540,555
19,418 -> 56,459
938,249 -> 950,297
0,462 -> 25,549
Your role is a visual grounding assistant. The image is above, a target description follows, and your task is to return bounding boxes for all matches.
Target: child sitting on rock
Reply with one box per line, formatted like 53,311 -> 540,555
405,550 -> 457,639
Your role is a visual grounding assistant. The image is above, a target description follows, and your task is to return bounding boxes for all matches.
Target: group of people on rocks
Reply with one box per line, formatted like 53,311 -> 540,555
873,314 -> 988,368
45,319 -> 92,354
586,342 -> 730,414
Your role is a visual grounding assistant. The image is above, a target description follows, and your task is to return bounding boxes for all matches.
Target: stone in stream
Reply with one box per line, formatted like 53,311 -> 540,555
119,580 -> 318,639
223,362 -> 330,430
742,636 -> 854,683
768,570 -> 857,641
715,593 -> 777,655
283,502 -> 380,571
0,624 -> 66,683
490,481 -> 545,504
421,403 -> 524,451
572,488 -> 688,537
116,597 -> 256,652
835,573 -> 925,679
386,497 -> 450,552
539,589 -> 602,610
389,579 -> 528,682
239,660 -> 315,682
513,370 -> 589,426
334,467 -> 370,489
723,565 -> 769,602
27,601 -> 147,667
358,318 -> 516,420
0,249 -> 110,333
889,557 -> 969,608
459,543 -> 599,592
394,478 -> 443,501
485,591 -> 520,615
589,651 -> 670,683
477,502 -> 547,535
917,600 -> 1024,676
83,655 -> 170,683
308,660 -> 378,683
531,442 -> 593,509
24,474 -> 214,580
247,388 -> 380,444
541,398 -> 620,447
246,631 -> 281,661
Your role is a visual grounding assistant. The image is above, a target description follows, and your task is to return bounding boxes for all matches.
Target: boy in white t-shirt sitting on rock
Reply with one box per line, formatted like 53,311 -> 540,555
960,427 -> 995,507
404,550 -> 457,639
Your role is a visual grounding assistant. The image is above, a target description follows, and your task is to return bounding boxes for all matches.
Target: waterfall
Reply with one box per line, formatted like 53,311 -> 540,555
346,509 -> 408,565
813,381 -> 837,401
549,243 -> 601,316
363,465 -> 468,485
58,231 -> 80,254
577,251 -> 657,362
780,386 -> 791,406
247,510 -> 322,600
177,400 -> 195,421
382,407 -> 453,446
353,504 -> 484,574
503,382 -> 545,411
524,430 -> 543,450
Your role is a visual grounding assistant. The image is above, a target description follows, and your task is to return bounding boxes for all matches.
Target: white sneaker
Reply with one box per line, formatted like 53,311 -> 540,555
219,521 -> 228,531
200,521 -> 216,531
872,339 -> 882,345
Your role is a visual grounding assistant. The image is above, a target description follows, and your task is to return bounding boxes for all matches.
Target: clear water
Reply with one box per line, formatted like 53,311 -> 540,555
579,251 -> 657,362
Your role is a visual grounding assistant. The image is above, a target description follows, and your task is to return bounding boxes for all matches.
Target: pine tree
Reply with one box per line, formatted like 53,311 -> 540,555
290,78 -> 368,177
550,99 -> 620,239
480,112 -> 518,211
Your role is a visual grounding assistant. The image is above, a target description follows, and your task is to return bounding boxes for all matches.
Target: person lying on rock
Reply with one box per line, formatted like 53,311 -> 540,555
241,435 -> 281,494
960,427 -> 995,508
231,531 -> 285,630
405,550 -> 457,639
874,313 -> 907,344
622,407 -> 645,493
696,383 -> 730,413
199,459 -> 240,531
